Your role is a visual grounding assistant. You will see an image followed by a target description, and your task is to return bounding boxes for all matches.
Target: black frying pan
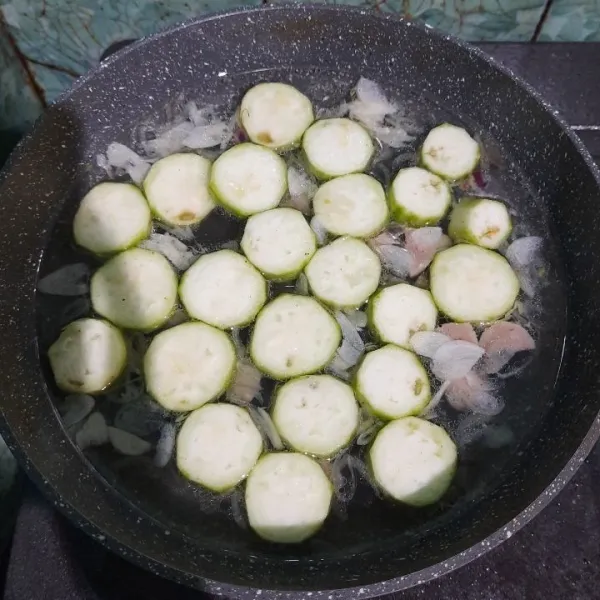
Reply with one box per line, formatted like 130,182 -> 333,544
1,5 -> 599,599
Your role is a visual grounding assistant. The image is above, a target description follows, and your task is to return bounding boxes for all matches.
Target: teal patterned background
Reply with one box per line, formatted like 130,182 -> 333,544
0,0 -> 593,131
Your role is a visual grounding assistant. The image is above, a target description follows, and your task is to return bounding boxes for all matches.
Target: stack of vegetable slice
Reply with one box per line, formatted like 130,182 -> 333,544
43,79 -> 537,545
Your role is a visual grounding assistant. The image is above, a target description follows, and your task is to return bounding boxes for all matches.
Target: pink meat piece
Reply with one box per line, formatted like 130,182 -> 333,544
438,323 -> 478,345
479,321 -> 535,374
405,227 -> 452,277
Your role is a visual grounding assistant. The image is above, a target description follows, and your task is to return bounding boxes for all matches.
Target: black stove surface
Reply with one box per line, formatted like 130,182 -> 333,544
4,43 -> 600,600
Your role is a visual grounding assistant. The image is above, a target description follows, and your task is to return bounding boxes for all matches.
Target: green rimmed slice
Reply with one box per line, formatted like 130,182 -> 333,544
240,208 -> 316,280
389,167 -> 451,227
272,375 -> 359,457
355,345 -> 430,420
143,153 -> 214,226
312,173 -> 388,238
245,452 -> 333,543
177,403 -> 263,491
179,249 -> 267,329
448,197 -> 512,250
368,283 -> 438,348
210,143 -> 287,216
369,417 -> 457,507
73,182 -> 151,255
250,294 -> 340,380
48,318 -> 127,394
239,82 -> 314,151
305,237 -> 381,309
144,322 -> 236,412
430,244 -> 519,322
302,118 -> 374,179
420,123 -> 480,181
90,248 -> 178,331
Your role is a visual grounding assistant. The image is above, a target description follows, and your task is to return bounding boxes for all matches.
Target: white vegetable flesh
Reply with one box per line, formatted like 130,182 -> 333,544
302,118 -> 374,179
355,345 -> 430,419
421,123 -> 480,181
143,153 -> 215,226
448,197 -> 512,249
240,82 -> 314,151
245,452 -> 332,543
210,143 -> 287,216
177,404 -> 263,491
144,322 -> 236,412
241,208 -> 316,280
430,244 -> 519,322
305,237 -> 381,309
272,375 -> 359,457
312,174 -> 388,238
369,283 -> 438,348
179,249 -> 267,329
369,417 -> 457,506
389,167 -> 451,227
48,318 -> 127,394
250,294 -> 340,380
73,182 -> 151,255
90,248 -> 178,331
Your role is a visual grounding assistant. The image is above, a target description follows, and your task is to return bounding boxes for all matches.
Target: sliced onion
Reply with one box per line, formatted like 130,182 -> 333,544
405,227 -> 451,277
184,120 -> 234,150
113,397 -> 164,437
505,236 -> 543,297
369,230 -> 400,247
335,311 -> 365,367
105,142 -> 150,184
374,244 -> 412,278
141,122 -> 195,159
410,331 -> 451,360
37,263 -> 90,296
59,298 -> 91,324
310,216 -> 328,246
287,165 -> 318,215
437,323 -> 478,345
454,413 -> 490,447
139,232 -> 197,271
316,102 -> 349,119
331,452 -> 358,504
446,373 -> 504,416
154,422 -> 176,468
326,353 -> 352,381
162,224 -> 195,241
343,309 -> 368,329
230,328 -> 247,359
226,361 -> 262,406
421,380 -> 451,417
108,427 -> 151,456
431,340 -> 484,381
248,406 -> 283,450
479,321 -> 535,375
75,412 -> 108,450
59,394 -> 95,428
295,272 -> 309,295
356,415 -> 379,446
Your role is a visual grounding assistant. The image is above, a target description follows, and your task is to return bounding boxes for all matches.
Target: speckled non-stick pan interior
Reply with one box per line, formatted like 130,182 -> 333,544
1,6 -> 600,599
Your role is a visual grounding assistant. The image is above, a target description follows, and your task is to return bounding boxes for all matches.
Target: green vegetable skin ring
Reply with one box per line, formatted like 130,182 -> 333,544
250,294 -> 341,380
448,197 -> 512,250
144,322 -> 236,412
302,118 -> 374,179
430,244 -> 520,322
369,417 -> 457,507
90,248 -> 178,331
245,452 -> 333,543
210,143 -> 288,217
177,404 -> 263,491
48,318 -> 127,394
73,182 -> 151,255
239,82 -> 314,151
355,345 -> 431,420
420,123 -> 480,181
272,375 -> 360,457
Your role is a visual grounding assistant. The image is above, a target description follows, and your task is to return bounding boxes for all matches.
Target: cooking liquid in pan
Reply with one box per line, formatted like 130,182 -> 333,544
35,70 -> 567,557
